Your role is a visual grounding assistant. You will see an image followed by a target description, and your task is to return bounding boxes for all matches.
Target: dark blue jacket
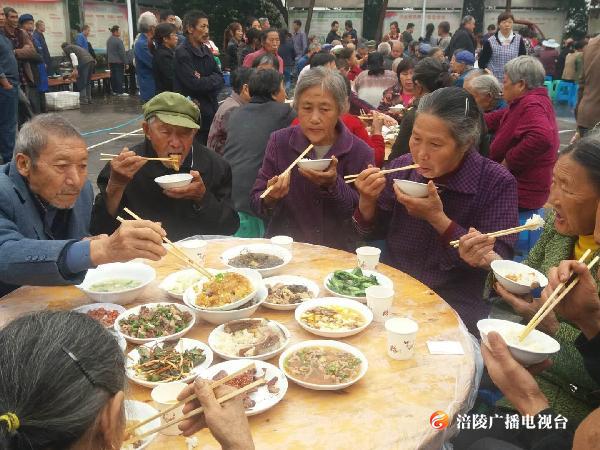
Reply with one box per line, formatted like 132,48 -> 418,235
0,31 -> 18,85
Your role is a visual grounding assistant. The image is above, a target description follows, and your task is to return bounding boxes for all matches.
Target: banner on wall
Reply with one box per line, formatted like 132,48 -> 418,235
3,0 -> 67,56
83,0 -> 130,51
287,10 -> 363,42
383,10 -> 462,40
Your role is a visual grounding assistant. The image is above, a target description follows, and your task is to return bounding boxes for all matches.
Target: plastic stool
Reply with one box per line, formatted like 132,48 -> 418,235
544,75 -> 553,82
568,83 -> 579,108
544,80 -> 553,97
554,80 -> 573,104
223,71 -> 231,87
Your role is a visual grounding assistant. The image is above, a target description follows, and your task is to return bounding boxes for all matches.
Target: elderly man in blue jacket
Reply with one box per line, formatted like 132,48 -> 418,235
0,114 -> 168,297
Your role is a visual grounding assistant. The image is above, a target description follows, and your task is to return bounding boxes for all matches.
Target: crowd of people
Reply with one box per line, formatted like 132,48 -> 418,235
0,6 -> 600,450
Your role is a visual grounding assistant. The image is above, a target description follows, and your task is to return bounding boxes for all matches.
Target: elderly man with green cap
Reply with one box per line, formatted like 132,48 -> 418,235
91,92 -> 239,240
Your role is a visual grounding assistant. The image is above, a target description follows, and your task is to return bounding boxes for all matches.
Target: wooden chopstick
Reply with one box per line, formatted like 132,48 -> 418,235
124,377 -> 265,444
518,249 -> 592,340
260,144 -> 314,199
100,153 -> 177,162
519,253 -> 598,341
450,222 -> 543,248
124,362 -> 257,436
344,164 -> 419,184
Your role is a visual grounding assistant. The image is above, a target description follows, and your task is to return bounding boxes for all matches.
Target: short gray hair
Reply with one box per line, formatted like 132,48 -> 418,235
504,55 -> 545,89
14,114 -> 83,164
462,15 -> 475,26
465,72 -> 502,99
293,67 -> 349,114
138,11 -> 157,33
377,42 -> 391,56
308,42 -> 321,53
173,15 -> 182,30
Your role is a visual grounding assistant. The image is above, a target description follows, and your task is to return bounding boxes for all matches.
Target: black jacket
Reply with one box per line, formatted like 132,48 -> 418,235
174,41 -> 224,132
444,27 -> 476,58
91,137 -> 239,240
153,44 -> 175,93
326,30 -> 341,44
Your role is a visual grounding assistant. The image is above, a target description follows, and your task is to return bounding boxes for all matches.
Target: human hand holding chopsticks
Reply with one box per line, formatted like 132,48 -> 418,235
178,378 -> 254,449
262,172 -> 291,207
298,156 -> 338,188
458,228 -> 500,269
355,166 -> 386,222
106,148 -> 147,188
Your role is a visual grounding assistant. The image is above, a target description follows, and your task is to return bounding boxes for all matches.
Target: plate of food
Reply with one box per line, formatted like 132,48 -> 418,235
491,260 -> 548,295
208,318 -> 290,361
221,244 -> 291,277
73,303 -> 126,328
295,297 -> 373,338
183,268 -> 260,312
279,340 -> 368,391
159,269 -> 210,300
115,302 -> 196,344
262,275 -> 320,310
126,338 -> 213,388
324,268 -> 393,301
121,400 -> 160,450
198,360 -> 287,416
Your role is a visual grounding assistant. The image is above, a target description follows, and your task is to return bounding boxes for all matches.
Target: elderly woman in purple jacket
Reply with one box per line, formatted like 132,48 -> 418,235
250,67 -> 374,251
353,87 -> 519,333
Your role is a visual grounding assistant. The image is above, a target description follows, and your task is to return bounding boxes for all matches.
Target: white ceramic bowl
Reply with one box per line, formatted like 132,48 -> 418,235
159,269 -> 210,300
491,260 -> 548,295
295,297 -> 373,338
122,400 -> 161,449
477,318 -> 560,366
115,302 -> 196,345
297,158 -> 332,172
73,302 -> 127,328
126,338 -> 213,388
221,244 -> 292,277
208,318 -> 291,361
262,275 -> 320,310
198,359 -> 288,416
279,339 -> 368,391
323,269 -> 393,303
154,173 -> 193,189
77,262 -> 156,305
393,179 -> 429,198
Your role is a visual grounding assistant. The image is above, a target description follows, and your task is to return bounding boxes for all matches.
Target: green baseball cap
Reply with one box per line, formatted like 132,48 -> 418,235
142,92 -> 200,129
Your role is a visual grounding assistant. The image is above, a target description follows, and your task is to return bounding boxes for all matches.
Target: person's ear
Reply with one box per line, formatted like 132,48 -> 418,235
142,121 -> 150,140
100,391 -> 125,450
15,153 -> 32,178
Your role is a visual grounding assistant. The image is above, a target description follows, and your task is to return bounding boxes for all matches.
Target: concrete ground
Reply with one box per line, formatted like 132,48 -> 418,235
53,92 -> 579,194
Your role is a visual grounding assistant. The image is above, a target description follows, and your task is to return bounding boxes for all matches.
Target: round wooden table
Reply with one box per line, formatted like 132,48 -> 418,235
0,239 -> 476,449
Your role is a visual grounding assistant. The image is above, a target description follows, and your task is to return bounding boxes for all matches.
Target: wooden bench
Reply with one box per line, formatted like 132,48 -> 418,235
48,71 -> 111,94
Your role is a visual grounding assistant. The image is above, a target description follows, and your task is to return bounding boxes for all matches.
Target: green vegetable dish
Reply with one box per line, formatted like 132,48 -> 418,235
133,344 -> 206,382
326,268 -> 380,297
88,278 -> 142,293
119,305 -> 193,339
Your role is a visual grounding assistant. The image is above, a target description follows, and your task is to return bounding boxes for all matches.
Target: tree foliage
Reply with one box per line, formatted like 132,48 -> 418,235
564,0 -> 590,39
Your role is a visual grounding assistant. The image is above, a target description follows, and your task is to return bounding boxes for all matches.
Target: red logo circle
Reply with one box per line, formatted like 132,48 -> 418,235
430,410 -> 449,430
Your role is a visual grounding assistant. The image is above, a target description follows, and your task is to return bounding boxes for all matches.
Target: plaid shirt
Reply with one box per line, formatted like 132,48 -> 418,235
354,150 -> 519,333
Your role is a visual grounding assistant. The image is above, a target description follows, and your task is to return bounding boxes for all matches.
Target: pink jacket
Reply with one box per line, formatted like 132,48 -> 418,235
485,87 -> 559,210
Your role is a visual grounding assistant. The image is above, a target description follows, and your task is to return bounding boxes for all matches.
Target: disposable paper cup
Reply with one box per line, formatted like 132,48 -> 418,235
356,246 -> 381,270
365,285 -> 394,323
385,317 -> 418,360
271,235 -> 294,251
150,381 -> 187,435
177,239 -> 207,264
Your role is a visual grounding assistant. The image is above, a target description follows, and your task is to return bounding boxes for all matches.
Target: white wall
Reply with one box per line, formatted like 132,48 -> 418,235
288,10 -> 363,40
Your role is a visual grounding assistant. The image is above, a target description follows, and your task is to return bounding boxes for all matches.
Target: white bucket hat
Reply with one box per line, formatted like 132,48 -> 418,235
542,39 -> 560,48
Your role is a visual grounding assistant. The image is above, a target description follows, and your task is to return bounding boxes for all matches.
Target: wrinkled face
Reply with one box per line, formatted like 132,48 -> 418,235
548,154 -> 599,236
263,31 -> 280,53
464,80 -> 495,112
143,118 -> 196,166
391,43 -> 403,59
234,28 -> 243,40
189,18 -> 209,44
499,18 -> 513,35
165,15 -> 176,24
17,136 -> 88,209
22,20 -> 34,33
6,11 -> 18,28
164,31 -> 178,48
399,68 -> 414,92
297,85 -> 341,146
502,73 -> 526,103
409,113 -> 465,179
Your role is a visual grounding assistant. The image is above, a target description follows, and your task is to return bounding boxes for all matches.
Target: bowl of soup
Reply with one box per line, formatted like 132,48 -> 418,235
491,260 -> 548,295
279,340 -> 368,390
77,262 -> 156,304
221,243 -> 292,277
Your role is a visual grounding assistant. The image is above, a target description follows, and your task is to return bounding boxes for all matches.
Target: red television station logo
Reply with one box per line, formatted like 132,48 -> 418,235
430,410 -> 449,430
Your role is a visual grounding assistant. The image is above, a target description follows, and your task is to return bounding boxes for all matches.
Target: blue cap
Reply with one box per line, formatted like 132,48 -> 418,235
418,43 -> 432,55
455,50 -> 475,65
322,44 -> 333,52
18,14 -> 34,25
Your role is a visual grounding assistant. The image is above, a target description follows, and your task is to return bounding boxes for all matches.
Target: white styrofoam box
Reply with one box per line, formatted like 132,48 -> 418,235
45,91 -> 80,111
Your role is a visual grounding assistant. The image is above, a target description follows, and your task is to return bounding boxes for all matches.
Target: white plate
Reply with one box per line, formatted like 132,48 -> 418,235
115,302 -> 196,345
279,340 -> 368,391
184,268 -> 260,311
73,302 -> 127,328
159,269 -> 210,300
126,338 -> 213,388
295,297 -> 373,338
323,269 -> 393,302
221,243 -> 292,277
491,260 -> 548,295
262,275 -> 320,310
77,262 -> 156,305
122,400 -> 161,449
208,319 -> 290,361
198,359 -> 287,416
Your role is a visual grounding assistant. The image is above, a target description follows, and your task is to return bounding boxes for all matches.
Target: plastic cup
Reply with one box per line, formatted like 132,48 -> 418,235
365,285 -> 394,323
177,239 -> 207,264
385,318 -> 419,360
150,381 -> 187,435
271,235 -> 294,251
356,246 -> 381,270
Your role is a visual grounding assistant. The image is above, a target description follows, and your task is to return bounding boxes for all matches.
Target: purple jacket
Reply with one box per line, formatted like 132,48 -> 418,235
358,151 -> 519,333
251,122 -> 374,251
